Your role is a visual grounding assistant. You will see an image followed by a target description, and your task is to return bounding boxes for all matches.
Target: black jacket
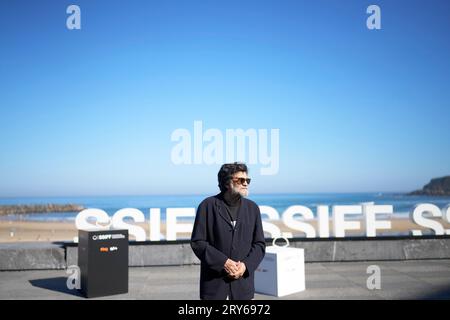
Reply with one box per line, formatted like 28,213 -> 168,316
190,193 -> 266,300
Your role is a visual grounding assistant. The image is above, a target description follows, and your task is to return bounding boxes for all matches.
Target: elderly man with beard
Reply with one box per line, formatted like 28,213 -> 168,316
191,162 -> 266,300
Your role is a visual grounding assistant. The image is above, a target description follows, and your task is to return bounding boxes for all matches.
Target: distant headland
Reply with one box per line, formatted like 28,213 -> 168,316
0,204 -> 84,216
408,176 -> 450,196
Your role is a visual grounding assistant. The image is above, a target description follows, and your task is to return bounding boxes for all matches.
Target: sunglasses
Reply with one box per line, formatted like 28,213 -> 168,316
232,177 -> 251,185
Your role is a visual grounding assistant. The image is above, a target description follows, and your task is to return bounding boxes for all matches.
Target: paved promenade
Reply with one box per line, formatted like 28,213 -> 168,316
1,259 -> 450,300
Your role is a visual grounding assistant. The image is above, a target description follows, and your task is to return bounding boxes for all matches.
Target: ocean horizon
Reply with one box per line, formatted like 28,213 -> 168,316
1,193 -> 450,222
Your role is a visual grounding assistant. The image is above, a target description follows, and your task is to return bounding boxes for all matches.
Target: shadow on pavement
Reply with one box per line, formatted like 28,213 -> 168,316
29,277 -> 84,298
419,286 -> 450,300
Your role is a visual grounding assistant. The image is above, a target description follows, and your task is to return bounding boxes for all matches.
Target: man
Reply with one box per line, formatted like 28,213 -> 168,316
191,162 -> 266,300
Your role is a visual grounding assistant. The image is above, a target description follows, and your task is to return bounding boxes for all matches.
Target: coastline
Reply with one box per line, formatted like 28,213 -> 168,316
1,217 -> 449,243
0,204 -> 84,216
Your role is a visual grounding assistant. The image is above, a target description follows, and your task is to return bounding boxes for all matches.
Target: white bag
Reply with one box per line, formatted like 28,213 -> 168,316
255,237 -> 305,297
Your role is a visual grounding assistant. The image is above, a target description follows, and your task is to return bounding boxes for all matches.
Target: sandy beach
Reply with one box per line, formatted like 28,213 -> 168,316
1,218 -> 448,243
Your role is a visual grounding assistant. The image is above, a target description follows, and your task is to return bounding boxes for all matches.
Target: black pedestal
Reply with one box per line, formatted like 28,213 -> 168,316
78,229 -> 129,298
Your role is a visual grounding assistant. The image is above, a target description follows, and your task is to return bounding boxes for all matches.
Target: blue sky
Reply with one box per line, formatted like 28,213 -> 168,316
1,0 -> 450,197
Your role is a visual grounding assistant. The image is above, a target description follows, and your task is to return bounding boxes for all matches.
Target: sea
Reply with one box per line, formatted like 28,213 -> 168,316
0,193 -> 449,222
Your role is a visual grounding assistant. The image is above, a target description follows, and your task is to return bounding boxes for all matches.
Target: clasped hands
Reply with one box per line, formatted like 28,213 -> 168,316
224,258 -> 246,279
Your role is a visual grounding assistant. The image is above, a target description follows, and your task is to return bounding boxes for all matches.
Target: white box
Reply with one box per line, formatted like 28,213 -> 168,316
255,240 -> 305,297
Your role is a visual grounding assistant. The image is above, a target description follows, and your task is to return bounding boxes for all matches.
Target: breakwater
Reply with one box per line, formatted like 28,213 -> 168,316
0,204 -> 84,216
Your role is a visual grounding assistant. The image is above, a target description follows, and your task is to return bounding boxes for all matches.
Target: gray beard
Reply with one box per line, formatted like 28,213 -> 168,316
230,184 -> 248,198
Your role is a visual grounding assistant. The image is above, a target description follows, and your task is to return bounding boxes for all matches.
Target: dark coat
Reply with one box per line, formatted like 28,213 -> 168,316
190,193 -> 266,300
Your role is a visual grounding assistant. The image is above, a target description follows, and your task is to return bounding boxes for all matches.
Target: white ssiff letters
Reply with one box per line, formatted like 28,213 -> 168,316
74,203 -> 450,242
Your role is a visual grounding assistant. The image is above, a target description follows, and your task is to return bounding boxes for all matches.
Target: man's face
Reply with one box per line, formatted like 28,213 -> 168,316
229,171 -> 250,197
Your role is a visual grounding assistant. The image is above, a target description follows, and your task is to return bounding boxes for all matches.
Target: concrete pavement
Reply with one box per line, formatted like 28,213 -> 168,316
1,259 -> 450,300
